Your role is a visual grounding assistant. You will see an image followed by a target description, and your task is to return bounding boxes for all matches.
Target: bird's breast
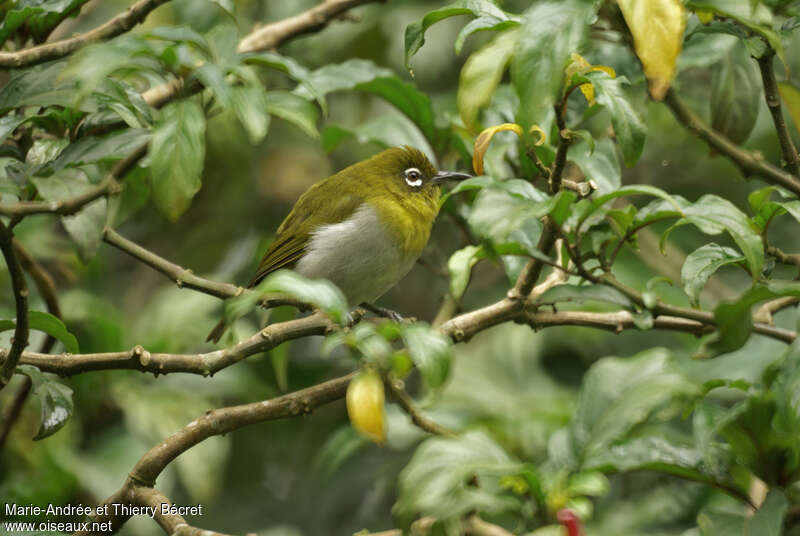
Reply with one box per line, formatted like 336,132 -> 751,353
295,203 -> 424,305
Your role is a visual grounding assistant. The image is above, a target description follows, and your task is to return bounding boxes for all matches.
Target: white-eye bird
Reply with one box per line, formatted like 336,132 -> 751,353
207,146 -> 471,342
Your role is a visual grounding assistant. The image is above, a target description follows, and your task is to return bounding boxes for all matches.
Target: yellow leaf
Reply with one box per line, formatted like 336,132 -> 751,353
695,9 -> 714,24
564,53 -> 616,106
472,123 -> 523,175
346,369 -> 386,444
778,82 -> 800,136
618,0 -> 686,100
529,125 -> 547,146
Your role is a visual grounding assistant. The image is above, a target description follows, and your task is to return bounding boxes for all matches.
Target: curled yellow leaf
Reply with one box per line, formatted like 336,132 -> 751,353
346,369 -> 386,444
564,53 -> 616,106
529,125 -> 547,146
618,0 -> 686,100
472,123 -> 523,175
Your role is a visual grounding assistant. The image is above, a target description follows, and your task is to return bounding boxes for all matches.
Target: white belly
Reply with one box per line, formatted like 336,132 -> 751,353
295,203 -> 418,305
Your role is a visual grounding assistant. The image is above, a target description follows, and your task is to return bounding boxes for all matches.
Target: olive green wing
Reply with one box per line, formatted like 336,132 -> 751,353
246,176 -> 365,287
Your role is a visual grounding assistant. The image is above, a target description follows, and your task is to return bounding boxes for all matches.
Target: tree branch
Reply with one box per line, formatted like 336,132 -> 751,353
0,0 -> 172,69
13,239 -> 61,353
386,379 -> 456,437
0,142 -> 147,217
0,220 -> 29,389
756,52 -> 800,177
663,89 -> 800,197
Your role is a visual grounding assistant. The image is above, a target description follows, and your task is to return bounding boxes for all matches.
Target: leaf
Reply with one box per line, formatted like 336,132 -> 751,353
49,128 -> 150,171
0,311 -> 79,353
231,85 -> 270,144
458,29 -> 520,130
571,348 -> 700,459
535,284 -> 633,308
394,430 -> 521,530
568,138 -> 620,195
618,0 -> 686,100
0,60 -> 84,112
149,99 -> 206,221
16,364 -> 74,441
710,41 -> 761,144
0,114 -> 32,146
511,0 -> 594,129
265,91 -> 319,139
321,112 -> 434,163
472,123 -> 523,174
448,245 -> 485,300
0,0 -> 90,45
577,184 -> 681,231
30,169 -> 107,260
194,62 -> 234,109
777,82 -> 800,135
400,323 -> 452,390
681,243 -> 745,306
585,72 -> 647,167
403,0 -> 520,70
698,489 -> 787,536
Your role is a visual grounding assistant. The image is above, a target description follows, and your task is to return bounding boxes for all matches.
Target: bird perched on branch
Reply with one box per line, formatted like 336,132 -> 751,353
207,146 -> 471,343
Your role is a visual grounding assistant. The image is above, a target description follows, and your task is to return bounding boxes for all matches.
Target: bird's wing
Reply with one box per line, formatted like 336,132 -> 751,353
247,177 -> 366,287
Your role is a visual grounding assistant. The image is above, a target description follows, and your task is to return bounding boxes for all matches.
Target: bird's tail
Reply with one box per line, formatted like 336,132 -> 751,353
205,318 -> 226,344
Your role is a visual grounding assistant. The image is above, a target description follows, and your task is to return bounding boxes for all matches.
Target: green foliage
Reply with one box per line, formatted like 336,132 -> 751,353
16,364 -> 74,440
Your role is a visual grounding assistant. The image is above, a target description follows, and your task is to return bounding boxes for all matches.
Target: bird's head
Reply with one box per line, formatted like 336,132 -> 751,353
365,146 -> 471,201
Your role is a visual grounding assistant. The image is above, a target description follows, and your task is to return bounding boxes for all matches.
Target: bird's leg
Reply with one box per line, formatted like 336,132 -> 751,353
360,302 -> 405,323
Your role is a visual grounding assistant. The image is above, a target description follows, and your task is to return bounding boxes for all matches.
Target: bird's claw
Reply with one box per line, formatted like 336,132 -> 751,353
360,302 -> 406,323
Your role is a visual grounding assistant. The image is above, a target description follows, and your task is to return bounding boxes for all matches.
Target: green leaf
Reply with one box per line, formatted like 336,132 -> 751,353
0,60 -> 84,112
681,243 -> 745,306
400,323 -> 452,390
777,81 -> 800,136
458,28 -> 519,129
16,364 -> 75,441
149,99 -> 206,221
266,91 -> 319,139
585,71 -> 647,167
231,85 -> 270,144
0,311 -> 79,353
0,114 -> 32,146
571,348 -> 700,458
577,184 -> 682,232
49,128 -> 150,171
243,51 -> 325,114
403,0 -> 520,70
448,245 -> 484,300
93,78 -> 154,129
568,138 -> 621,195
0,0 -> 90,45
108,165 -> 150,226
698,489 -> 787,536
321,112 -> 434,163
512,0 -> 593,129
149,25 -> 211,55
535,284 -> 633,308
30,169 -> 107,260
710,41 -> 760,144
194,62 -> 234,109
394,430 -> 521,530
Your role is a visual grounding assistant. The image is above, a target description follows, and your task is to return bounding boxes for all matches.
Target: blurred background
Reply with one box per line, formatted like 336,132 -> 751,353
1,1 -> 800,535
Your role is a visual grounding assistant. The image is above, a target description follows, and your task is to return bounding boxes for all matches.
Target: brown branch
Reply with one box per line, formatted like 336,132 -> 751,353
757,52 -> 800,177
663,89 -> 800,197
134,487 -> 231,536
754,296 -> 800,325
0,0 -> 172,69
13,239 -> 61,353
78,373 -> 355,536
0,142 -> 147,217
465,515 -> 515,536
0,220 -> 29,389
386,379 -> 456,437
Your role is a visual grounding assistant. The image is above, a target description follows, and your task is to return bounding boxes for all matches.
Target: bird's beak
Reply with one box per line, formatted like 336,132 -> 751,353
430,171 -> 472,185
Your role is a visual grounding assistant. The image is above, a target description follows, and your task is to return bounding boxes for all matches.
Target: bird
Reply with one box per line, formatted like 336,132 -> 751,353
206,145 -> 471,343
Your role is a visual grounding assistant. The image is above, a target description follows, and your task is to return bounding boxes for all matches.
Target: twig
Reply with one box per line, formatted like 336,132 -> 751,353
754,296 -> 800,325
386,379 -> 456,437
0,142 -> 147,217
663,89 -> 800,197
0,221 -> 29,389
135,487 -> 232,536
464,515 -> 515,536
767,245 -> 800,273
78,373 -> 355,536
0,0 -> 172,69
13,239 -> 61,353
756,52 -> 800,176
512,220 -> 557,298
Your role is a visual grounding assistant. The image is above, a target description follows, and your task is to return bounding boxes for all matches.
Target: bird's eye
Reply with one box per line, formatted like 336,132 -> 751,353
404,167 -> 423,188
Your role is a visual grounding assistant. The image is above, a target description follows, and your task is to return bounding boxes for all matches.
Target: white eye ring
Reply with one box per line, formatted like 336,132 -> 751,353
404,167 -> 423,188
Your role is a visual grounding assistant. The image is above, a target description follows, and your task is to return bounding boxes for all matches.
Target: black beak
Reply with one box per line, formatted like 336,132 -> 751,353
430,171 -> 472,185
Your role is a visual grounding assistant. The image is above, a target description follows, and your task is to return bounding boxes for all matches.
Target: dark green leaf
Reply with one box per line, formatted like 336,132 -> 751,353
149,26 -> 211,55
108,165 -> 150,226
536,284 -> 633,308
0,311 -> 79,353
0,61 -> 84,112
512,0 -> 593,129
232,85 -> 270,144
577,184 -> 681,232
681,243 -> 745,306
586,72 -> 647,167
699,489 -> 787,535
0,0 -> 90,45
149,99 -> 206,221
0,114 -> 32,146
194,63 -> 234,109
16,364 -> 75,441
49,128 -> 150,171
710,41 -> 760,144
320,113 -> 433,160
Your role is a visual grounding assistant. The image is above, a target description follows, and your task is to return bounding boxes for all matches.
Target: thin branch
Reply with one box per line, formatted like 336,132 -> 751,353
663,89 -> 800,197
78,373 -> 355,536
0,142 -> 147,217
754,296 -> 800,325
464,515 -> 515,536
386,379 -> 456,437
767,245 -> 800,273
13,239 -> 61,353
756,52 -> 800,176
134,487 -> 232,536
0,220 -> 29,389
0,0 -> 172,69
512,220 -> 557,298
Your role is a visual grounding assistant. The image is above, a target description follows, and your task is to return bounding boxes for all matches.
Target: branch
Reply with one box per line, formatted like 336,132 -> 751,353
135,487 -> 231,536
756,52 -> 800,176
386,379 -> 456,437
13,239 -> 61,353
0,221 -> 29,389
0,142 -> 147,217
0,0 -> 172,69
78,373 -> 355,536
663,89 -> 800,197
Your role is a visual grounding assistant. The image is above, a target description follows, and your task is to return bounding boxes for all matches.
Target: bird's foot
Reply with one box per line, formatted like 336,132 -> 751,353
360,302 -> 407,323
